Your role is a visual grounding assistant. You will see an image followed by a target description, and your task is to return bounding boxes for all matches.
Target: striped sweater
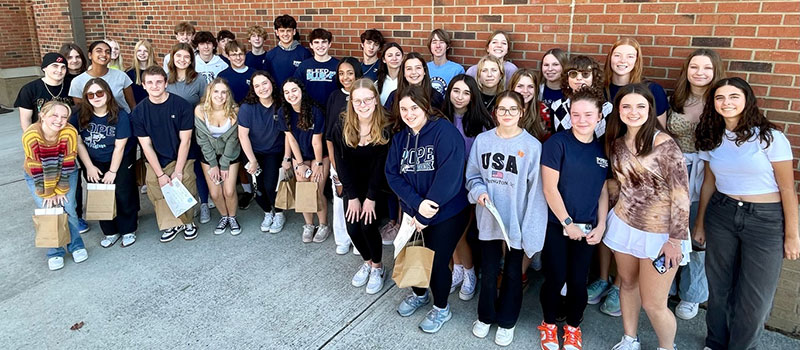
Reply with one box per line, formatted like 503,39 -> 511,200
22,123 -> 78,198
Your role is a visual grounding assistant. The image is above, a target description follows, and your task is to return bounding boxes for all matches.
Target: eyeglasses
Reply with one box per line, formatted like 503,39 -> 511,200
495,106 -> 520,116
568,70 -> 592,79
352,96 -> 376,106
86,91 -> 106,99
229,52 -> 244,57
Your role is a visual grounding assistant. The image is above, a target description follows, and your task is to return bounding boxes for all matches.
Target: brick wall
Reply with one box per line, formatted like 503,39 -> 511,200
18,0 -> 800,336
0,0 -> 39,68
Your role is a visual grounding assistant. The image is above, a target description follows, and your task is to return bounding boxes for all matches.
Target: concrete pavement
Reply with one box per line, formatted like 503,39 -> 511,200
1,109 -> 798,349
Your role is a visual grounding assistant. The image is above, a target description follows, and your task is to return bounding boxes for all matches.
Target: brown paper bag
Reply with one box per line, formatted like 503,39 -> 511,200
154,198 -> 183,230
391,232 -> 434,288
33,208 -> 70,248
135,157 -> 147,187
274,169 -> 296,210
294,181 -> 322,213
85,183 -> 116,220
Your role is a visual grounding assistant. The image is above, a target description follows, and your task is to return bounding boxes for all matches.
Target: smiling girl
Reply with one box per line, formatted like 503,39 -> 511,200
68,41 -> 135,113
125,40 -> 156,103
603,38 -> 669,127
466,30 -> 518,88
475,55 -> 505,112
377,42 -> 404,105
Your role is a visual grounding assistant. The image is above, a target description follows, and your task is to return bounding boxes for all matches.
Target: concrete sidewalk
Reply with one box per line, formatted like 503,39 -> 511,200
1,109 -> 798,349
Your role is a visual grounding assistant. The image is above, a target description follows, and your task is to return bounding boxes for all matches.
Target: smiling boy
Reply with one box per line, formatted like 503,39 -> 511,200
162,22 -> 196,72
265,15 -> 311,87
426,29 -> 464,97
218,40 -> 251,104
359,29 -> 385,81
293,28 -> 339,107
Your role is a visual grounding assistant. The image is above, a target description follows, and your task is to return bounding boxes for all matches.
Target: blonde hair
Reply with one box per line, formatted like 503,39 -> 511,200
130,40 -> 155,85
39,100 -> 72,121
476,55 -> 505,94
105,38 -> 123,69
508,68 -> 545,141
342,79 -> 389,148
200,78 -> 237,123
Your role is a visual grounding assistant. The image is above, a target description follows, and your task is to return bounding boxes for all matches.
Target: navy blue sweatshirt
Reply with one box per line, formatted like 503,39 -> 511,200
385,117 -> 468,225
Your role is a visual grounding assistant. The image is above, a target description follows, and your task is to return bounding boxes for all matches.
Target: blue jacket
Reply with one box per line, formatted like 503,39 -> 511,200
385,117 -> 468,225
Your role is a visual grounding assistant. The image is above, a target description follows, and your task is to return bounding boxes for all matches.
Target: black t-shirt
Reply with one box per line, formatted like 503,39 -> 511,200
125,68 -> 148,104
541,131 -> 610,225
325,89 -> 348,141
14,79 -> 73,123
130,94 -> 194,167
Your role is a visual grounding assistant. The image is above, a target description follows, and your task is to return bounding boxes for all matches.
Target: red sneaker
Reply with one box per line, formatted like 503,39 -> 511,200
537,321 -> 559,350
563,325 -> 583,350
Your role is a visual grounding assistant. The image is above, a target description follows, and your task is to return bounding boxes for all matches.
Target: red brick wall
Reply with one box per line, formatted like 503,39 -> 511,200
31,0 -> 74,55
0,0 -> 39,68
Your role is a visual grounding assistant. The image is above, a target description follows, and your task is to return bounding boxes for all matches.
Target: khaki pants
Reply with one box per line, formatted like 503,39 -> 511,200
145,160 -> 197,225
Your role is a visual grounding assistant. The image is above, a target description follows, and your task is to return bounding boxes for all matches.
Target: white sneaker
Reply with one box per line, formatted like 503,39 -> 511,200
48,256 -> 64,271
260,212 -> 274,232
72,248 -> 88,263
313,224 -> 330,243
366,266 -> 384,294
612,335 -> 641,350
459,267 -> 476,300
495,326 -> 515,346
140,185 -> 147,194
207,200 -> 216,209
450,264 -> 464,294
351,262 -> 371,287
269,213 -> 285,233
336,244 -> 350,255
302,224 -> 315,243
353,246 -> 361,255
121,233 -> 136,247
472,319 -> 490,338
100,234 -> 120,248
675,300 -> 699,320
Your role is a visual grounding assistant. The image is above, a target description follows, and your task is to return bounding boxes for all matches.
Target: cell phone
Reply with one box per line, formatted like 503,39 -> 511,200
304,169 -> 313,178
653,253 -> 668,274
244,162 -> 262,177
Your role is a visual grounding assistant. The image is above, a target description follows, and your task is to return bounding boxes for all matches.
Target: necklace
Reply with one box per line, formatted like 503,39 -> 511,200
43,79 -> 64,99
363,60 -> 379,73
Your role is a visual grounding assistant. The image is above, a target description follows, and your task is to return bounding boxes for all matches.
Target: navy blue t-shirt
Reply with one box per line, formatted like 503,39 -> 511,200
218,66 -> 252,104
245,51 -> 267,72
609,82 -> 669,116
237,102 -> 285,155
265,44 -> 312,87
325,89 -> 348,141
69,109 -> 134,163
361,61 -> 380,81
130,94 -> 194,168
125,69 -> 148,104
293,57 -> 340,107
278,105 -> 325,161
541,131 -> 609,225
540,85 -> 563,118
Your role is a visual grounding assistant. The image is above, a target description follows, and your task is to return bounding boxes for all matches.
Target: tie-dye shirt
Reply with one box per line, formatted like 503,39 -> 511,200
22,123 -> 78,198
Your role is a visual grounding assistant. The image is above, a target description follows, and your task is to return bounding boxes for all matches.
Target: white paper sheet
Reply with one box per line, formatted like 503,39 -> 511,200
161,178 -> 198,217
34,207 -> 64,215
484,200 -> 511,250
393,213 -> 417,259
86,183 -> 116,191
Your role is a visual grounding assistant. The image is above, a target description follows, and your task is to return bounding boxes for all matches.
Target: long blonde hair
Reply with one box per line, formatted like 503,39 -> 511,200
105,38 -> 123,69
508,69 -> 545,141
130,40 -> 155,85
200,78 -> 237,123
343,79 -> 389,148
476,55 -> 505,94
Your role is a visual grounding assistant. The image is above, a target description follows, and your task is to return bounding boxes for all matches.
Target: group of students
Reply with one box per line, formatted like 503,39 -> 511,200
15,15 -> 799,350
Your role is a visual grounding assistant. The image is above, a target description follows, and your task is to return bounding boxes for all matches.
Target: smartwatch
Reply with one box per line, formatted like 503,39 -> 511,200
314,161 -> 323,167
561,216 -> 573,227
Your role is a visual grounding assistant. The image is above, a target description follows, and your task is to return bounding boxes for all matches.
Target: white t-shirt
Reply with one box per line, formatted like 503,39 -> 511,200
699,128 -> 792,195
379,76 -> 398,106
68,69 -> 134,113
194,54 -> 229,83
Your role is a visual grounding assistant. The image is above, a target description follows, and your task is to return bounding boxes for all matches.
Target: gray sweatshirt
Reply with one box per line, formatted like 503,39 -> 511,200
465,128 -> 548,257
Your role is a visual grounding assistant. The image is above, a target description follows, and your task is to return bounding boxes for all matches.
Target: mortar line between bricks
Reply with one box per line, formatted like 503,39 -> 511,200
318,281 -> 398,349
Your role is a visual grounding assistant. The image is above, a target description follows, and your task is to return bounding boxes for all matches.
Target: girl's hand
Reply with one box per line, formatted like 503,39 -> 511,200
86,165 -> 102,183
477,193 -> 490,207
660,239 -> 683,269
346,198 -> 361,223
785,236 -> 800,260
418,199 -> 439,219
294,164 -> 309,180
564,224 -> 585,241
693,224 -> 706,246
281,158 -> 292,171
220,169 -> 229,182
101,171 -> 117,184
585,225 -> 605,245
43,194 -> 67,208
311,162 -> 322,183
361,199 -> 377,225
208,167 -> 221,184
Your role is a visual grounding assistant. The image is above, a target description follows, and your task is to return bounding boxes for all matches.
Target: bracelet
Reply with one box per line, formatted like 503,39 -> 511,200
283,157 -> 292,162
158,173 -> 167,178
666,240 -> 679,248
108,170 -> 117,174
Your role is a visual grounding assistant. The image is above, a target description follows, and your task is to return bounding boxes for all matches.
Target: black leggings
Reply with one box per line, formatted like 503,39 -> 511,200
412,207 -> 470,308
478,240 -> 523,328
540,221 -> 596,327
253,152 -> 283,213
344,196 -> 382,264
87,151 -> 140,235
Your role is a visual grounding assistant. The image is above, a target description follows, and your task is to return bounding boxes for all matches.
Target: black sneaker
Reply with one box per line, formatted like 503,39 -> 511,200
184,223 -> 198,240
214,217 -> 228,235
161,225 -> 184,243
229,216 -> 242,236
238,192 -> 254,210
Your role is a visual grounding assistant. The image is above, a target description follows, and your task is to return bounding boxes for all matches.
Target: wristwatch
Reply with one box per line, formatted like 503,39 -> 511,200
314,161 -> 323,167
561,216 -> 573,227
283,157 -> 292,162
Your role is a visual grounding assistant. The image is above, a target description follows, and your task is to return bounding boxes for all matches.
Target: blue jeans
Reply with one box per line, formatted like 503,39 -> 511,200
670,164 -> 709,303
24,172 -> 85,258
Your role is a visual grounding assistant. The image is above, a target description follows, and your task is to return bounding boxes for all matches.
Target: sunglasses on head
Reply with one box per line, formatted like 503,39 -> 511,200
567,70 -> 592,79
86,90 -> 106,99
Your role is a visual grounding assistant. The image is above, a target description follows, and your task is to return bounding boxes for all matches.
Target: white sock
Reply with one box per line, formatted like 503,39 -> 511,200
242,184 -> 252,192
453,264 -> 463,272
464,266 -> 475,275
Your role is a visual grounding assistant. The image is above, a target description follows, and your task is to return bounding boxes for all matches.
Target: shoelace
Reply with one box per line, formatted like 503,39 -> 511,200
217,217 -> 228,229
564,327 -> 582,346
229,218 -> 240,229
538,324 -> 557,343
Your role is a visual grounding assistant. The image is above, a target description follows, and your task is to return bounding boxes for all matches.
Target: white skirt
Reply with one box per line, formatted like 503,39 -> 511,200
603,209 -> 691,266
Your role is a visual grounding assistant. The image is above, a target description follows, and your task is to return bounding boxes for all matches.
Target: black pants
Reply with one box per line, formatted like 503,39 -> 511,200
89,151 -> 140,235
412,207 -> 470,308
253,152 -> 283,213
478,240 -> 523,328
76,166 -> 85,218
344,195 -> 382,264
705,192 -> 785,350
540,221 -> 596,327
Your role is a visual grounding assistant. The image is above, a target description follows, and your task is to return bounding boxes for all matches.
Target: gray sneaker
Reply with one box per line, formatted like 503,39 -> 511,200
269,213 -> 285,233
366,266 -> 384,294
302,224 -> 315,243
351,262 -> 371,287
313,224 -> 330,243
199,203 -> 211,224
397,291 -> 430,317
419,304 -> 452,333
